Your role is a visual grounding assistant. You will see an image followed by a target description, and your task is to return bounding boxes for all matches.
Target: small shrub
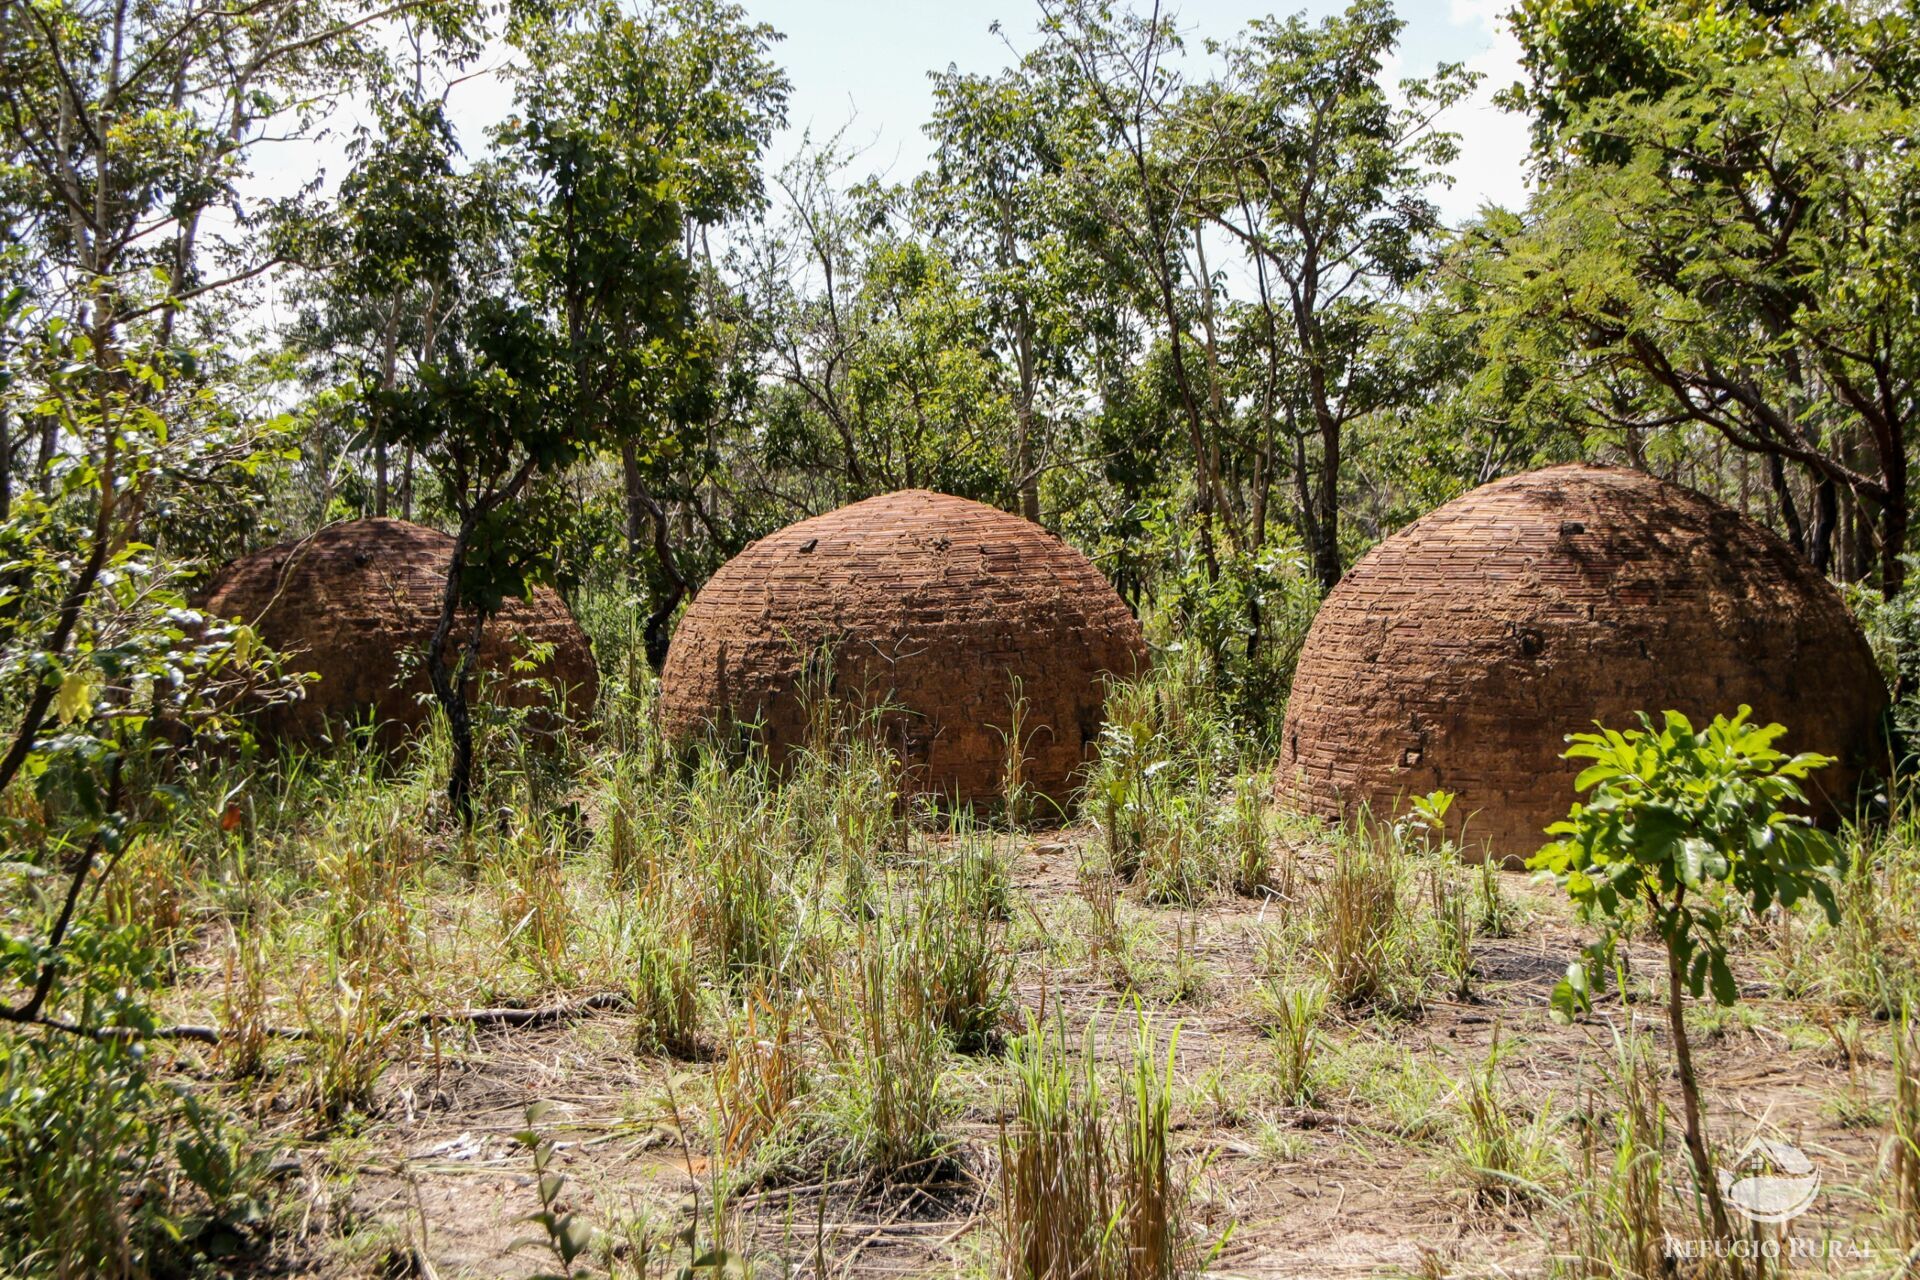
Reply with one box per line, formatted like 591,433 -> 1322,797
510,1102 -> 593,1279
1532,707 -> 1844,1243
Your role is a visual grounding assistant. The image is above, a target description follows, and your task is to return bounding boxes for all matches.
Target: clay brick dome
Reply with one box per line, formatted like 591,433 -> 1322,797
660,490 -> 1147,806
1277,464 -> 1887,862
200,519 -> 598,748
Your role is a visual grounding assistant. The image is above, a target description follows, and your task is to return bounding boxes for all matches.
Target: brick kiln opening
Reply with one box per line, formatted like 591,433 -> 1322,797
199,519 -> 598,749
1277,463 -> 1888,863
659,490 -> 1147,807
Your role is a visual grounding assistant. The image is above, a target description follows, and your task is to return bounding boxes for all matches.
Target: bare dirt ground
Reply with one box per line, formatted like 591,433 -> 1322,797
154,825 -> 1906,1279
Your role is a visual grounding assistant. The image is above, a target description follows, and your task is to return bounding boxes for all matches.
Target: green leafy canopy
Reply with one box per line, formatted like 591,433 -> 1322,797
1528,706 -> 1845,1021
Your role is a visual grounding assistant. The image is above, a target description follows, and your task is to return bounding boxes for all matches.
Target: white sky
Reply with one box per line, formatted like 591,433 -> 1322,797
252,0 -> 1531,224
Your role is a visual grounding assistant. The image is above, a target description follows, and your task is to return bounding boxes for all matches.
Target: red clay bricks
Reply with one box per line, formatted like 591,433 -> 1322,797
200,519 -> 598,749
659,490 -> 1147,807
1277,464 -> 1888,863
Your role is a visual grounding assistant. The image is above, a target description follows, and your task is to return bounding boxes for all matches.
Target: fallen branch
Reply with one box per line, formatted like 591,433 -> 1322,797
426,991 -> 630,1029
24,991 -> 634,1045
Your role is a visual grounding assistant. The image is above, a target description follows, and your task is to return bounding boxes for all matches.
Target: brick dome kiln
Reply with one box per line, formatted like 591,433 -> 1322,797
660,490 -> 1147,806
200,519 -> 598,748
1277,464 -> 1887,863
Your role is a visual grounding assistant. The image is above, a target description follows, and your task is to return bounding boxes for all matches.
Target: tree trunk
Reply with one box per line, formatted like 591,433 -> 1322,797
623,443 -> 689,671
1013,310 -> 1041,524
426,520 -> 488,826
1311,413 -> 1341,592
1768,455 -> 1805,557
1809,472 -> 1837,574
374,438 -> 389,518
1881,443 -> 1909,599
0,401 -> 11,524
1665,933 -> 1736,1249
621,439 -> 648,559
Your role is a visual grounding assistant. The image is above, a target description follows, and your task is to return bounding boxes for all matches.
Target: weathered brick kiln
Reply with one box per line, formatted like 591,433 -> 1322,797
200,519 -> 598,748
659,490 -> 1146,807
1277,463 -> 1887,862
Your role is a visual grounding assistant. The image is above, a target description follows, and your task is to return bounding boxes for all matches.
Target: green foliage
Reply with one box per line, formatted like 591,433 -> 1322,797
1530,707 -> 1844,1021
512,1101 -> 595,1279
1492,0 -> 1920,593
0,924 -> 275,1277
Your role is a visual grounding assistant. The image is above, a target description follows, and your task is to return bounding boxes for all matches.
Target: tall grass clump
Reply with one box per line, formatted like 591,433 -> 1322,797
995,675 -> 1039,828
909,842 -> 1015,1052
1254,980 -> 1327,1105
1888,1006 -> 1920,1249
1447,1037 -> 1558,1212
783,711 -> 904,867
812,918 -> 952,1174
297,955 -> 403,1124
998,1017 -> 1112,1280
681,753 -> 791,984
1087,656 -> 1276,905
997,1011 -> 1212,1280
1316,818 -> 1419,1009
1557,1033 -> 1675,1280
618,902 -> 702,1058
712,987 -> 809,1165
488,813 -> 575,985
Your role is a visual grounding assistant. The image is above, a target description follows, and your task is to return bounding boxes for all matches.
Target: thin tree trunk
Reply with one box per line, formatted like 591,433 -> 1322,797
1768,455 -> 1805,557
1810,473 -> 1838,574
1013,305 -> 1040,524
1881,441 -> 1909,599
624,444 -> 689,671
426,518 -> 484,825
1665,932 -> 1736,1249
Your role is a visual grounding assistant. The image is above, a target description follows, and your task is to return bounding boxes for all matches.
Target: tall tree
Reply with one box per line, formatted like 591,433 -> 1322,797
924,62 -> 1106,523
504,0 -> 788,669
0,0 -> 436,1025
1034,0 -> 1232,577
1177,1 -> 1475,590
1497,0 -> 1920,594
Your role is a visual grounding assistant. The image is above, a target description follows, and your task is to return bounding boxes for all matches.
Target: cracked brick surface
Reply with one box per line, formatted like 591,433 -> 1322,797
660,490 -> 1146,806
1277,464 -> 1888,862
200,519 -> 598,749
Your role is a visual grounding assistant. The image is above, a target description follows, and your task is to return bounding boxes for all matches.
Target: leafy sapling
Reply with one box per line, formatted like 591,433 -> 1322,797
1529,707 -> 1844,1242
512,1101 -> 594,1279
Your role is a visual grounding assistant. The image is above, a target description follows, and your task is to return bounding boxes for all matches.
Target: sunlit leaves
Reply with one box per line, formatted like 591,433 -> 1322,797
1530,706 -> 1845,1022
